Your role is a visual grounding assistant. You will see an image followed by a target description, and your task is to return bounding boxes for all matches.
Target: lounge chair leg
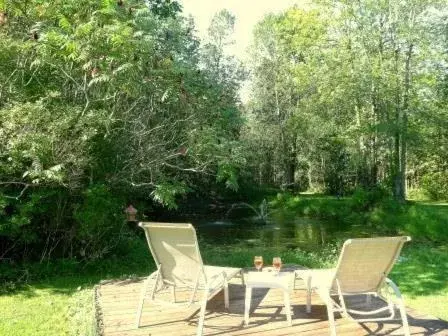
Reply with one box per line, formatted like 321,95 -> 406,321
386,278 -> 410,336
240,269 -> 245,285
244,286 -> 252,326
224,277 -> 229,309
336,279 -> 347,318
135,281 -> 146,328
325,298 -> 337,336
136,274 -> 153,329
197,288 -> 209,336
306,276 -> 312,313
189,280 -> 199,307
398,299 -> 411,336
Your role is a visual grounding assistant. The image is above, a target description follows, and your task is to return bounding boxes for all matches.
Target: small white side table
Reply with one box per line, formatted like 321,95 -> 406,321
244,270 -> 293,326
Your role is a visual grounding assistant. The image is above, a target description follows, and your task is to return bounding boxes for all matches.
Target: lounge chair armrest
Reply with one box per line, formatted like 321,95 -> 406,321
385,278 -> 404,299
208,271 -> 227,282
207,271 -> 227,289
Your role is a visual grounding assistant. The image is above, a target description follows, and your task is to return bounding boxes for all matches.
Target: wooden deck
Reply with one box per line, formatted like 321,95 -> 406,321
95,276 -> 448,336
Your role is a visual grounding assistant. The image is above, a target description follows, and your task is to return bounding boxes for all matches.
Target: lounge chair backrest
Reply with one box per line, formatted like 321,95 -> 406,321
333,236 -> 410,293
139,222 -> 204,287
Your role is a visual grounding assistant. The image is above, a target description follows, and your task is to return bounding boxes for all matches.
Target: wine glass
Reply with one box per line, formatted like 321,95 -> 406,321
254,256 -> 263,271
273,257 -> 282,274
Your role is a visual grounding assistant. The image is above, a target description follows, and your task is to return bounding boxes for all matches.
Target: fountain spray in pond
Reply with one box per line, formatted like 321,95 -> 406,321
225,198 -> 269,223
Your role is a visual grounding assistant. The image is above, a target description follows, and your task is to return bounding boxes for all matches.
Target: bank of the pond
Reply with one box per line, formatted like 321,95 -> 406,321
1,241 -> 447,335
270,192 -> 448,243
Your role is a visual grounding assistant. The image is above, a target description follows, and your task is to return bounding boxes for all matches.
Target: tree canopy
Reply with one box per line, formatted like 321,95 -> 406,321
245,1 -> 448,200
0,0 -> 244,259
0,0 -> 447,261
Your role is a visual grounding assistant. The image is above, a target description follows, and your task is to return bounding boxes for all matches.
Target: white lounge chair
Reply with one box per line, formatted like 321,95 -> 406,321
136,222 -> 242,336
296,236 -> 411,336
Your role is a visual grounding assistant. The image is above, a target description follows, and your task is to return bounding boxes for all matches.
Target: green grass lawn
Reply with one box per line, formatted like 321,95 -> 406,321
390,244 -> 448,319
1,242 -> 446,335
0,278 -> 95,336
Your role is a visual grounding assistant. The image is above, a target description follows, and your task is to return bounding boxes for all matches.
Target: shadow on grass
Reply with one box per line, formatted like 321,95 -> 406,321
0,238 -> 154,297
391,244 -> 448,297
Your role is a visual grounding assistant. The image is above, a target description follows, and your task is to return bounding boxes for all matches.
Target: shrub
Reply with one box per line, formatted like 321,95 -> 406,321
407,188 -> 429,201
421,172 -> 448,201
74,184 -> 126,260
350,185 -> 390,212
270,189 -> 448,243
402,204 -> 448,242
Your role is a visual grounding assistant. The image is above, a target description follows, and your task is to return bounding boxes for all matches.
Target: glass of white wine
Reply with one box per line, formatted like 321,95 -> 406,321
273,257 -> 282,275
254,256 -> 263,272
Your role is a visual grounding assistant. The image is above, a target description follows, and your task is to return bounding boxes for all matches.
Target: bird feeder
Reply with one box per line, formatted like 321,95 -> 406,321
178,146 -> 188,156
125,205 -> 137,222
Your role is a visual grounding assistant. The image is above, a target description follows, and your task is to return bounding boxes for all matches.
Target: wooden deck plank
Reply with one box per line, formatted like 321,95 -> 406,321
96,278 -> 448,336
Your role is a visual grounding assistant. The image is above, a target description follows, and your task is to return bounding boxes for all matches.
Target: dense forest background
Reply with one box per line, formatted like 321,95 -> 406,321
0,0 -> 447,262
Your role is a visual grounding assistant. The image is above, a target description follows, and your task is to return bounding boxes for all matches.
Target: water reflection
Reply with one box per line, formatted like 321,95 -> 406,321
195,213 -> 333,251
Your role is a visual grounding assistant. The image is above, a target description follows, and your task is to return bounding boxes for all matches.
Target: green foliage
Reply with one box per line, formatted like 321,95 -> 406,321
421,172 -> 448,200
0,0 -> 245,261
73,185 -> 125,259
0,100 -> 101,189
150,181 -> 188,210
350,185 -> 391,211
271,192 -> 448,242
149,0 -> 182,19
407,188 -> 429,201
271,193 -> 355,225
1,0 -> 447,282
321,137 -> 351,195
245,1 -> 448,202
401,203 -> 448,242
217,163 -> 239,191
244,8 -> 328,187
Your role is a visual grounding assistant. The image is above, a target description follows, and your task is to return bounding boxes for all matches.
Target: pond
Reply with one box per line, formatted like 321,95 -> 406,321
196,216 -> 329,250
192,205 -> 358,251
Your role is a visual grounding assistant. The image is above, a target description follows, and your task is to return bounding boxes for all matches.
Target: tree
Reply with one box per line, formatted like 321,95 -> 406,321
245,0 -> 448,200
245,8 -> 329,188
0,0 -> 245,260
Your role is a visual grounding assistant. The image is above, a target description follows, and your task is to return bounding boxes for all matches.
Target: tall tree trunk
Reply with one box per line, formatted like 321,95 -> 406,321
307,160 -> 313,191
392,43 -> 413,203
283,135 -> 296,185
286,160 -> 295,185
393,48 -> 403,201
371,85 -> 379,186
371,19 -> 384,187
400,43 -> 413,201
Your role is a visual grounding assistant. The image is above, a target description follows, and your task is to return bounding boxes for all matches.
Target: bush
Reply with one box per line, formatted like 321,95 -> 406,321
270,189 -> 448,243
0,188 -> 75,260
74,184 -> 126,260
368,198 -> 405,231
350,185 -> 391,212
0,183 -> 130,263
402,204 -> 448,242
407,188 -> 429,201
421,172 -> 448,201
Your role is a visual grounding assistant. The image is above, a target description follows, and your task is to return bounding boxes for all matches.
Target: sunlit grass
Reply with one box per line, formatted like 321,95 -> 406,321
391,244 -> 448,319
0,280 -> 95,336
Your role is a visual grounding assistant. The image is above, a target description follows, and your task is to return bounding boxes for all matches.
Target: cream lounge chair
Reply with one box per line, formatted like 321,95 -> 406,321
136,222 -> 242,336
296,236 -> 411,336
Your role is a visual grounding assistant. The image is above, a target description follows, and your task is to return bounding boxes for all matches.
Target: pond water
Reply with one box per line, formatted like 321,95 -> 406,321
193,207 -> 354,251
